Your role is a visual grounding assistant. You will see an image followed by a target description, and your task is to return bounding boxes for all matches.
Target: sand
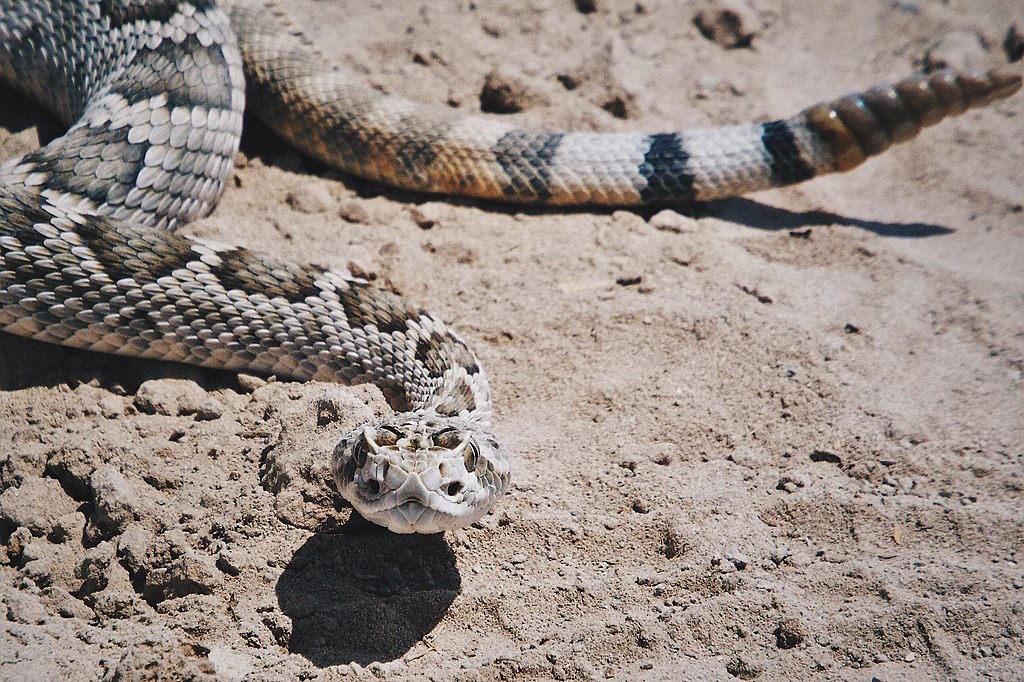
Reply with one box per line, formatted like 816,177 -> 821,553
1,0 -> 1022,680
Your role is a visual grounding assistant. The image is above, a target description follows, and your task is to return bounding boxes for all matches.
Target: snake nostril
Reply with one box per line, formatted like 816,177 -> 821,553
365,479 -> 380,495
446,481 -> 462,496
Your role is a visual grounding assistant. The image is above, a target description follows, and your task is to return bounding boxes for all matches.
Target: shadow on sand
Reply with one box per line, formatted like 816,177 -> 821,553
276,522 -> 460,667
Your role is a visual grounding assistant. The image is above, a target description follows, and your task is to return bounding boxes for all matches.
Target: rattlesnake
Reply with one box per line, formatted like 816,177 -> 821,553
1,0 -> 1019,533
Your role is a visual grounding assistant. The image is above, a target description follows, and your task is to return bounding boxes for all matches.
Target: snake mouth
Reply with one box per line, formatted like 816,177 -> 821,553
360,488 -> 480,534
395,500 -> 430,527
368,500 -> 449,534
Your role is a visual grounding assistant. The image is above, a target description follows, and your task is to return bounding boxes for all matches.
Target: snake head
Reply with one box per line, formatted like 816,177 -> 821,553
331,412 -> 509,534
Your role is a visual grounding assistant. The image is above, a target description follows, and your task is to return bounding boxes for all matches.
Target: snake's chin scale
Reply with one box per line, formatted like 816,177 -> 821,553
331,412 -> 510,534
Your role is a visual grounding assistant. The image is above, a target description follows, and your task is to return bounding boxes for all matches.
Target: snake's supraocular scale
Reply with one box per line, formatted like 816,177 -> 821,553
0,0 -> 1020,532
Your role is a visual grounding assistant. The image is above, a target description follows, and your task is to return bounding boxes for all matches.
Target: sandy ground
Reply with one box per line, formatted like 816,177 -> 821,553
1,0 -> 1022,680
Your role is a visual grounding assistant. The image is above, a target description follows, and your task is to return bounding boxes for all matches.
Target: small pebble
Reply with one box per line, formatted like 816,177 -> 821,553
98,395 -> 125,419
0,478 -> 78,537
1005,24 -> 1023,62
217,550 -> 245,576
725,548 -> 749,570
726,656 -> 764,680
91,466 -> 144,536
410,203 -> 445,229
285,183 -> 333,214
774,618 -> 806,649
134,379 -> 207,416
649,209 -> 698,233
194,397 -> 224,421
893,0 -> 920,12
777,476 -> 805,493
479,69 -> 545,114
338,201 -> 371,224
692,0 -> 762,49
236,374 -> 267,393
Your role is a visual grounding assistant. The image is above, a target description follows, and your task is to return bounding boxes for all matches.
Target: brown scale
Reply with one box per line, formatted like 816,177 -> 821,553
803,69 -> 1022,173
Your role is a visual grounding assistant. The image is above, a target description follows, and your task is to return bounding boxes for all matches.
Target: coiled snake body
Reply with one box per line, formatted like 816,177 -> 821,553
1,0 -> 1019,532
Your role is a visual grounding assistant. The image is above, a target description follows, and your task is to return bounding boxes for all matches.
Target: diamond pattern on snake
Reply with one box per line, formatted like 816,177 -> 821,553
1,0 -> 1019,532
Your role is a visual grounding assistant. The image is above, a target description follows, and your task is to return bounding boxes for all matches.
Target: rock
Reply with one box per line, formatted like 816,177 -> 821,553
285,183 -> 334,214
89,466 -> 144,536
207,646 -> 255,682
134,379 -> 209,416
76,541 -> 139,618
0,447 -> 43,491
194,397 -> 225,421
774,618 -> 807,649
49,511 -> 85,544
725,549 -> 749,570
650,209 -> 698,233
784,551 -> 811,567
88,589 -> 141,619
216,549 -> 245,577
776,476 -> 805,493
338,201 -> 371,224
117,523 -> 154,576
0,477 -> 78,537
44,445 -> 94,502
1006,24 -> 1024,62
693,1 -> 762,49
601,93 -> 637,120
235,373 -> 267,393
19,538 -> 61,587
41,586 -> 94,619
144,553 -> 223,603
77,543 -> 118,596
98,395 -> 125,419
726,655 -> 764,680
2,589 -> 48,625
479,69 -> 546,114
410,202 -> 446,229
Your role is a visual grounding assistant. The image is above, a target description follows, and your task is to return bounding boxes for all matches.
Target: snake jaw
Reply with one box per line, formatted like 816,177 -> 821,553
332,412 -> 509,534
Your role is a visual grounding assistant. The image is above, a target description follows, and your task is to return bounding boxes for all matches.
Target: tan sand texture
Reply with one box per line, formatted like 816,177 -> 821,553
1,0 -> 1021,679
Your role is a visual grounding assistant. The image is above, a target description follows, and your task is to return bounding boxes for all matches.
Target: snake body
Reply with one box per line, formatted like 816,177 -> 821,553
1,1 -> 1020,533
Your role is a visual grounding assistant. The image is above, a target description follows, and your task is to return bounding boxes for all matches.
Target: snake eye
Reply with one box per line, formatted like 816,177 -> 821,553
352,438 -> 368,467
431,426 -> 461,449
374,425 -> 402,446
464,440 -> 480,472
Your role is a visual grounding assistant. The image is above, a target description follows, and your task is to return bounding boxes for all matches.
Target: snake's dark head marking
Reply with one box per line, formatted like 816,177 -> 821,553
332,411 -> 509,534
